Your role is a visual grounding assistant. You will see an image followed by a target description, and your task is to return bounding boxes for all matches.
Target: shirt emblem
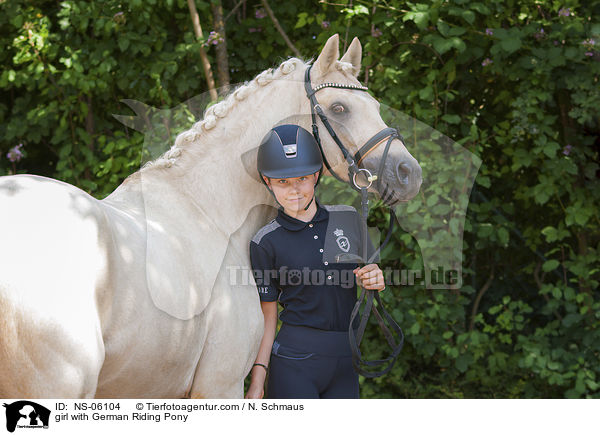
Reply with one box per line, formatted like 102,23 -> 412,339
334,228 -> 350,252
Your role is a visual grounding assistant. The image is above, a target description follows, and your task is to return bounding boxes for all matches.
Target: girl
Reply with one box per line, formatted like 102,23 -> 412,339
245,124 -> 384,399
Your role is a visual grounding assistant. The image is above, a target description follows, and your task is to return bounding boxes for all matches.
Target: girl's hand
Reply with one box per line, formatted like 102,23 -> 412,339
245,381 -> 264,399
353,264 -> 385,291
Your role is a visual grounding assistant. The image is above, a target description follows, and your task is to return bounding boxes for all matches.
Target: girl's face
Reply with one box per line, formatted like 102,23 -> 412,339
264,173 -> 318,214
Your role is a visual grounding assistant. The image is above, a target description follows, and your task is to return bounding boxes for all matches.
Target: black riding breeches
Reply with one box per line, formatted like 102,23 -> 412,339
266,323 -> 359,399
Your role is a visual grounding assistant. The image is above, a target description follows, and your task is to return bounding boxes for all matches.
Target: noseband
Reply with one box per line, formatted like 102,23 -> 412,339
304,65 -> 405,378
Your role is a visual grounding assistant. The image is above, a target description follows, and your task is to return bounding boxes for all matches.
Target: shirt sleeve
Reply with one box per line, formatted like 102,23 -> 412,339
249,240 -> 279,302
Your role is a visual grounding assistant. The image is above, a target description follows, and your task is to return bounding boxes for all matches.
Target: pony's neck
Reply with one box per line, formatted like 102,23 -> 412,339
176,67 -> 309,234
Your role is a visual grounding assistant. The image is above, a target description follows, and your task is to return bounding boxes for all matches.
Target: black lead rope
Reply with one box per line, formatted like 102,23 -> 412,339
348,187 -> 404,378
304,65 -> 404,378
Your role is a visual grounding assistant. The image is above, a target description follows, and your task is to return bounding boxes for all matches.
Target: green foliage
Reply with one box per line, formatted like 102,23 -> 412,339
1,0 -> 598,398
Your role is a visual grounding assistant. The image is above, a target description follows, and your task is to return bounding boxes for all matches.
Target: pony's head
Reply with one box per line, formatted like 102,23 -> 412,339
304,34 -> 422,204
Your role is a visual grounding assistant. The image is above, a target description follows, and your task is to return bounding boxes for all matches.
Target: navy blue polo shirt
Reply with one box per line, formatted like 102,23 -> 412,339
249,199 -> 376,331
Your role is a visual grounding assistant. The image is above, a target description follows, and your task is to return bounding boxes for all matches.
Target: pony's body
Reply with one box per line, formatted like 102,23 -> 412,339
0,35 -> 421,398
0,171 -> 267,398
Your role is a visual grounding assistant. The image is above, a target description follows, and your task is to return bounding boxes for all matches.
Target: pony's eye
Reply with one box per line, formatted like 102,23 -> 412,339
331,104 -> 346,113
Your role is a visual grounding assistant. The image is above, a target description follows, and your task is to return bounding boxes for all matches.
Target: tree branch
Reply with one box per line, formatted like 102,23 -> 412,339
261,0 -> 302,58
187,0 -> 218,101
224,0 -> 244,21
211,0 -> 231,95
534,261 -> 562,322
469,264 -> 494,331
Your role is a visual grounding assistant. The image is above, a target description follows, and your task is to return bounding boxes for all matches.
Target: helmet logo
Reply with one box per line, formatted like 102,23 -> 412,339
283,144 -> 297,158
334,228 -> 350,252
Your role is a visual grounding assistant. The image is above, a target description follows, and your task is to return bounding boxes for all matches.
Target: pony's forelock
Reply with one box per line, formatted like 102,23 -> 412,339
336,61 -> 358,76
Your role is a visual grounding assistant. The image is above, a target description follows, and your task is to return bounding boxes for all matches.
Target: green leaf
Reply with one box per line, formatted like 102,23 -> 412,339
426,194 -> 439,207
461,10 -> 475,25
354,5 -> 369,15
441,114 -> 461,124
118,38 -> 130,52
433,37 -> 454,54
476,175 -> 491,187
541,226 -> 558,242
447,64 -> 456,84
10,15 -> 24,28
500,37 -> 522,54
542,260 -> 560,273
551,286 -> 562,299
437,21 -> 450,37
413,12 -> 429,30
449,218 -> 460,235
432,203 -> 451,215
409,322 -> 421,335
419,86 -> 433,101
295,12 -> 308,29
543,142 -> 560,158
404,11 -> 430,31
470,3 -> 491,15
456,354 -> 470,373
343,5 -> 369,17
448,27 -> 467,37
498,228 -> 509,246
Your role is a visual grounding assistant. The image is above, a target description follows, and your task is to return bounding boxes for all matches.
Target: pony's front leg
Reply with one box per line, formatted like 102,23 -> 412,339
187,277 -> 264,399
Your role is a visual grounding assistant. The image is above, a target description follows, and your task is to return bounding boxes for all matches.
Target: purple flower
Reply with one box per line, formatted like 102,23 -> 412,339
205,31 -> 224,46
553,40 -> 560,46
371,27 -> 383,38
562,144 -> 573,155
558,8 -> 570,17
112,11 -> 125,24
255,8 -> 266,19
585,52 -> 594,57
534,28 -> 545,40
485,28 -> 493,36
248,27 -> 262,33
7,144 -> 24,163
322,21 -> 330,29
482,58 -> 493,67
582,38 -> 596,48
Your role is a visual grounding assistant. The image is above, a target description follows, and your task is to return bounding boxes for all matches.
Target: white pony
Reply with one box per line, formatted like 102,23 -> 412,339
0,34 -> 421,398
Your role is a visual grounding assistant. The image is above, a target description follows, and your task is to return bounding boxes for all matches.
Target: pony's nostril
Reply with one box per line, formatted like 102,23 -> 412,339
396,162 -> 411,185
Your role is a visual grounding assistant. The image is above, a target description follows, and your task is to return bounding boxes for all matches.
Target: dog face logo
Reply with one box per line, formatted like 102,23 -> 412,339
334,228 -> 350,252
3,401 -> 50,433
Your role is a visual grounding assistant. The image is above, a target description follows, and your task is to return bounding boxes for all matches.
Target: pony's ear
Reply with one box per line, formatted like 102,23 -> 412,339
313,34 -> 340,77
340,37 -> 362,77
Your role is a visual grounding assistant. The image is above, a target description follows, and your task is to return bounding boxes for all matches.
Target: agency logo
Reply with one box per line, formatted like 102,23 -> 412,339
2,401 -> 50,433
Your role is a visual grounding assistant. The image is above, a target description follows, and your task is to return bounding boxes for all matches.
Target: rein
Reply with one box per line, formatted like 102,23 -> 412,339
304,65 -> 404,378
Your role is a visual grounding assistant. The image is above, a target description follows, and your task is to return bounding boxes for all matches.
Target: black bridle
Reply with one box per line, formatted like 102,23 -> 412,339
304,65 -> 404,378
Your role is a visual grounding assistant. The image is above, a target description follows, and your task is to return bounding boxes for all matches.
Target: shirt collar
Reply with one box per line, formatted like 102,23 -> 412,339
276,197 -> 328,231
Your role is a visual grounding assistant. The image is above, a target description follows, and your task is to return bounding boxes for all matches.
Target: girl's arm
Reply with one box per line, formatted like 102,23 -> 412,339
245,301 -> 278,398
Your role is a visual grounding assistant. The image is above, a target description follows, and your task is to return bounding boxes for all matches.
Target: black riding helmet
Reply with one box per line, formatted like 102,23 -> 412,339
257,124 -> 323,183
